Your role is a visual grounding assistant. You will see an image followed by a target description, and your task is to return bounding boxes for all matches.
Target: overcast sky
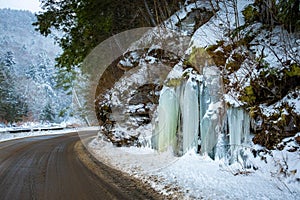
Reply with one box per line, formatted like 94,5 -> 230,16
0,0 -> 42,12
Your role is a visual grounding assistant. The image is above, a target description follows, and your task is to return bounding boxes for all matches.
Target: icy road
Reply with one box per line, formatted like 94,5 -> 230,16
0,130 -> 162,200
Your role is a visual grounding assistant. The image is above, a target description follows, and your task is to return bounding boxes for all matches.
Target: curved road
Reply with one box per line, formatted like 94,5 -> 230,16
0,131 -> 162,200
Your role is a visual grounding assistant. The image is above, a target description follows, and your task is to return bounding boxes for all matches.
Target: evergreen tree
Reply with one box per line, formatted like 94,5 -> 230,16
0,9 -> 72,123
33,0 -> 184,71
24,52 -> 68,122
40,102 -> 55,122
0,52 -> 28,122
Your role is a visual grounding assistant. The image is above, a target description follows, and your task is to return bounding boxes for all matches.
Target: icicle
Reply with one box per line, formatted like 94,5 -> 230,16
175,82 -> 185,155
199,66 -> 225,159
156,86 -> 179,152
214,131 -> 228,161
199,81 -> 210,156
227,107 -> 250,162
181,79 -> 199,153
200,101 -> 223,158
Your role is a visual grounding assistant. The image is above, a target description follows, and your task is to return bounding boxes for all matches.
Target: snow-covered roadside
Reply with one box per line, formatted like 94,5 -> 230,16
0,117 -> 95,142
0,124 -> 101,143
0,127 -> 76,143
88,137 -> 300,199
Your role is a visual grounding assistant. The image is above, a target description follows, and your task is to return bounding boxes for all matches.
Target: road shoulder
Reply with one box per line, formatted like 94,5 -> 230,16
74,140 -> 165,200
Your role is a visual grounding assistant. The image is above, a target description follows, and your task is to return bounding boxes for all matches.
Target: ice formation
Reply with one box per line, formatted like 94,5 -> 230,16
154,66 -> 251,161
156,87 -> 179,152
181,79 -> 199,154
227,107 -> 250,162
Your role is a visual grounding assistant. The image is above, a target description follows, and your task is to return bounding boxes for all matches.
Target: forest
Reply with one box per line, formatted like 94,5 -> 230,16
0,9 -> 70,124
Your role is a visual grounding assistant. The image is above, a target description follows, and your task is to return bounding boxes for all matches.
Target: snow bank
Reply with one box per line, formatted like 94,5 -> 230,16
88,138 -> 300,199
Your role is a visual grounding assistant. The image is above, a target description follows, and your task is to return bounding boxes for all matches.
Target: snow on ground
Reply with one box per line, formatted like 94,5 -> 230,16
89,136 -> 300,199
189,0 -> 253,51
0,128 -> 76,142
0,120 -> 94,142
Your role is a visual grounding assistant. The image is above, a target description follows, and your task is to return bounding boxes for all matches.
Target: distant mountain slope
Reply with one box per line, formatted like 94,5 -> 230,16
0,8 -> 60,71
0,9 -> 70,123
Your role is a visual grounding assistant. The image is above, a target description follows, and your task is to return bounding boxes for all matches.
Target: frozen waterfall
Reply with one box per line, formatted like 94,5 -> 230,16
227,107 -> 250,162
153,66 -> 251,162
155,78 -> 200,154
199,67 -> 224,158
181,79 -> 199,154
156,87 -> 179,152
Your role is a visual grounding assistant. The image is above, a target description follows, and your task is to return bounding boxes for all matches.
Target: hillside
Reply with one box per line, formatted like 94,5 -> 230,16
92,0 -> 300,151
85,0 -> 300,198
0,9 -> 59,70
0,9 -> 70,123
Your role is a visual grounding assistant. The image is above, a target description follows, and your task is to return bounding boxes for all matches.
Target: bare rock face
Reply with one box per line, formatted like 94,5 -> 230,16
95,48 -> 180,146
93,3 -> 216,147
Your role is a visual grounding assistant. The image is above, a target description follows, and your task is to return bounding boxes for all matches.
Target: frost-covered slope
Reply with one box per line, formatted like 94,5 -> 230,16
0,9 -> 71,123
0,9 -> 60,71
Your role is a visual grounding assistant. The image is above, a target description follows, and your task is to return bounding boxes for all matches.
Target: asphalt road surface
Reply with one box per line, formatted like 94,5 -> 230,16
0,131 -> 162,200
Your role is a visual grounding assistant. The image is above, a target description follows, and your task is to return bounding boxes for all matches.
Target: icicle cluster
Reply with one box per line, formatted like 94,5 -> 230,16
153,66 -> 251,161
